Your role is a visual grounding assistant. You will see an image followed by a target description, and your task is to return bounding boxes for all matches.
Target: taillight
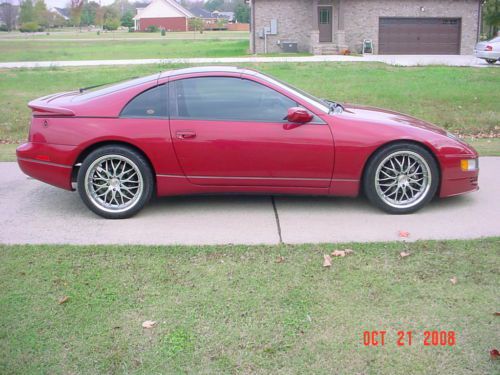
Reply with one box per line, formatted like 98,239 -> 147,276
485,45 -> 493,51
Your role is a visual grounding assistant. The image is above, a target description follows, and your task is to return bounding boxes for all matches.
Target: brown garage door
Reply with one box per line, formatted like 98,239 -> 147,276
379,18 -> 461,54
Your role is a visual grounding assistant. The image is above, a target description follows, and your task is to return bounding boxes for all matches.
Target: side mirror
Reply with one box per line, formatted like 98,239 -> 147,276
287,107 -> 313,124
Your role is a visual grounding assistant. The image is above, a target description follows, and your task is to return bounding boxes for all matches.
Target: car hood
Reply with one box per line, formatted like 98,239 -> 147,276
340,104 -> 448,136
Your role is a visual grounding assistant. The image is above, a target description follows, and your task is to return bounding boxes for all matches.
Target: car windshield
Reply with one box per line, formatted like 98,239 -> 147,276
252,71 -> 330,113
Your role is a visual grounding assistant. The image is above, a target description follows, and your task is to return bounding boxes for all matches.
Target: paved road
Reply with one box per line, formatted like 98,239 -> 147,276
0,158 -> 499,245
0,55 -> 497,69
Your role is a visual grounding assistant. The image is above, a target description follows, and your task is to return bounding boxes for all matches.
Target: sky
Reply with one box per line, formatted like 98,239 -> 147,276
46,0 -> 116,8
0,0 -> 201,9
0,0 -> 135,9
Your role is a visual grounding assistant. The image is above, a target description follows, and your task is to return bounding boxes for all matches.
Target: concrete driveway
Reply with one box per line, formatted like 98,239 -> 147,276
0,158 -> 499,245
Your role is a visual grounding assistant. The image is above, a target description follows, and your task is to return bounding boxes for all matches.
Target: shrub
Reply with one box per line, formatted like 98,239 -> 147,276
161,28 -> 166,36
19,22 -> 42,32
103,18 -> 120,31
146,25 -> 159,32
0,25 -> 9,32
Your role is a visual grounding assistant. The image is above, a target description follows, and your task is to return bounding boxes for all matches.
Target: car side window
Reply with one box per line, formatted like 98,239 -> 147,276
120,84 -> 167,118
172,77 -> 298,122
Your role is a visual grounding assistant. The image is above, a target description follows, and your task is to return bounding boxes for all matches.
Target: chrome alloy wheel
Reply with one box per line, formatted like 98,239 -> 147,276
84,155 -> 144,213
374,151 -> 431,209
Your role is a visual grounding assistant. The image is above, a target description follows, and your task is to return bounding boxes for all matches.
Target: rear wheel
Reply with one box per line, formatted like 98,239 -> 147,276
77,145 -> 154,219
486,59 -> 497,64
363,143 -> 439,214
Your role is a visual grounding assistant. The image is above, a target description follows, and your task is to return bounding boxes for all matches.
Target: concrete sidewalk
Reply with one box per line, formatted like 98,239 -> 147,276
1,158 -> 499,246
0,55 -> 497,69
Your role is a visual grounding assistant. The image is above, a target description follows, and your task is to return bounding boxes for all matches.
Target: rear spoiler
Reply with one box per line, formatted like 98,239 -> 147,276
28,95 -> 76,116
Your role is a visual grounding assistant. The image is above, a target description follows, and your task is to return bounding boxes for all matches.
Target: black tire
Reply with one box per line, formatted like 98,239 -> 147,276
363,143 -> 439,214
486,59 -> 497,64
77,145 -> 154,219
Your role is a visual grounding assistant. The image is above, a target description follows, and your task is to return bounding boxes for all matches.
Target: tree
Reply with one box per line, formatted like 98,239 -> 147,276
483,0 -> 500,38
188,17 -> 204,33
70,0 -> 84,27
19,0 -> 35,24
47,12 -> 66,28
81,1 -> 100,26
0,3 -> 19,31
34,0 -> 48,27
204,0 -> 223,12
112,0 -> 133,18
102,5 -> 118,22
216,17 -> 227,30
120,10 -> 133,27
234,2 -> 249,23
94,6 -> 104,27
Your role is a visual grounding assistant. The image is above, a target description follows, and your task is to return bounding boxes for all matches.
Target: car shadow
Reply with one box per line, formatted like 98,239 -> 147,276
22,185 -> 477,219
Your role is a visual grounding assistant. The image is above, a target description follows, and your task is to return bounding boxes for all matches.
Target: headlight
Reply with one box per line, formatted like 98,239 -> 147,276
461,159 -> 478,171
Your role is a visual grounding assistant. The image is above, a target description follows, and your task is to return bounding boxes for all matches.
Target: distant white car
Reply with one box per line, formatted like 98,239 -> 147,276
474,36 -> 500,64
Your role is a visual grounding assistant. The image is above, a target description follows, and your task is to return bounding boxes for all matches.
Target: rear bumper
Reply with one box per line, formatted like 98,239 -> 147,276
474,50 -> 500,60
16,142 -> 77,191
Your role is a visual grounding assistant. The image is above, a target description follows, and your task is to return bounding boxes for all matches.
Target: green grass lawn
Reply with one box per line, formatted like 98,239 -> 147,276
0,239 -> 498,374
1,63 -> 498,147
0,39 -> 249,62
0,30 -> 249,40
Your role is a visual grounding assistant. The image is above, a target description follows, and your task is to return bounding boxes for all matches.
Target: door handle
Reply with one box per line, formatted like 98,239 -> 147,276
176,131 -> 196,140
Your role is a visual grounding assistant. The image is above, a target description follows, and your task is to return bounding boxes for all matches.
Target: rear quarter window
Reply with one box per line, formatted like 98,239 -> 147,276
120,84 -> 168,118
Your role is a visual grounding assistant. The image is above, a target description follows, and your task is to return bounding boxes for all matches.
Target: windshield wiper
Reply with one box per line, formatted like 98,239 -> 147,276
323,99 -> 344,114
79,76 -> 139,93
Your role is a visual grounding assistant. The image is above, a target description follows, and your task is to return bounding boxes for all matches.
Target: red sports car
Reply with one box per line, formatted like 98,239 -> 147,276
17,66 -> 479,219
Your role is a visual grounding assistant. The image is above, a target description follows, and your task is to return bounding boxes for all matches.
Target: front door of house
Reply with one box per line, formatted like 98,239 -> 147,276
318,6 -> 332,43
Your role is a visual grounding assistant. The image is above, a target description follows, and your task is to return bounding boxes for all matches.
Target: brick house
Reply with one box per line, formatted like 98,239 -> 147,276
250,0 -> 482,55
134,0 -> 193,32
189,6 -> 233,30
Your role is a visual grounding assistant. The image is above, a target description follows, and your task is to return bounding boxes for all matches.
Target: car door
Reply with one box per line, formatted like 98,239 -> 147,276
169,75 -> 334,188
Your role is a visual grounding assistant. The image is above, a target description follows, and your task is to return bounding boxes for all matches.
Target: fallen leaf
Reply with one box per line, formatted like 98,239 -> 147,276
58,296 -> 69,305
142,320 -> 156,329
399,230 -> 410,238
344,249 -> 354,255
494,312 -> 500,316
450,276 -> 458,285
490,349 -> 499,360
400,251 -> 411,258
331,250 -> 346,257
275,256 -> 285,263
323,254 -> 332,267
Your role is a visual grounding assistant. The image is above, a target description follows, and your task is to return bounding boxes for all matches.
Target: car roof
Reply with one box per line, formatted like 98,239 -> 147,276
72,67 -> 260,103
158,66 -> 255,79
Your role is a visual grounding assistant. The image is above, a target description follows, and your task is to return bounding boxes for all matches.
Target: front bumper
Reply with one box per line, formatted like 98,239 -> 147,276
16,142 -> 77,191
439,155 -> 479,198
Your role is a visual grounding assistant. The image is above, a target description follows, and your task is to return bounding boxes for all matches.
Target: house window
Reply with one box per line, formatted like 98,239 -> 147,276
319,9 -> 330,24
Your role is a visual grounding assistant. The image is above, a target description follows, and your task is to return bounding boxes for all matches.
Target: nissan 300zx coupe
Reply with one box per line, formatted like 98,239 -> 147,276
17,66 -> 479,219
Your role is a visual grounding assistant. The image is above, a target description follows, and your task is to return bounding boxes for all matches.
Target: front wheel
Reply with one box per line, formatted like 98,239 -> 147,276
485,59 -> 497,64
77,145 -> 154,219
363,143 -> 439,214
